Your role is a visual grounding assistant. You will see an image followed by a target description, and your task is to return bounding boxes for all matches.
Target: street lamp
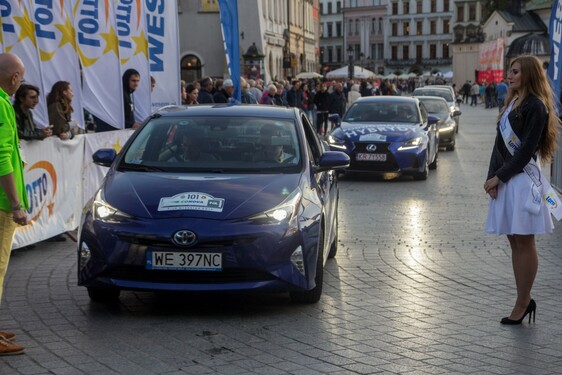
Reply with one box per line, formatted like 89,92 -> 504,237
360,52 -> 365,72
347,46 -> 354,80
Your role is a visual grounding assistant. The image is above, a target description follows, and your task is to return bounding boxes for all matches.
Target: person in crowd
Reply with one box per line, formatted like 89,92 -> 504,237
260,84 -> 278,105
47,81 -> 74,140
302,83 -> 314,121
169,134 -> 217,162
484,55 -> 560,325
347,83 -> 361,109
359,80 -> 371,97
13,84 -> 52,141
274,83 -> 287,106
150,76 -> 156,93
470,81 -> 480,106
313,83 -> 330,135
286,80 -> 303,108
213,79 -> 223,95
180,80 -> 188,104
461,80 -> 472,104
248,79 -> 262,103
185,83 -> 199,105
0,52 -> 28,356
197,77 -> 215,104
479,81 -> 486,104
495,78 -> 508,111
213,79 -> 234,103
327,82 -> 346,132
241,79 -> 258,104
122,68 -> 142,129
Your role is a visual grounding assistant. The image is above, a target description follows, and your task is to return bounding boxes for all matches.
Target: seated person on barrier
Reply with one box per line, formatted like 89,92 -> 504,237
254,126 -> 294,163
168,134 -> 217,162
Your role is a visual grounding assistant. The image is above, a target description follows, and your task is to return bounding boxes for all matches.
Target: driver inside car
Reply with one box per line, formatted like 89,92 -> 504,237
254,126 -> 294,163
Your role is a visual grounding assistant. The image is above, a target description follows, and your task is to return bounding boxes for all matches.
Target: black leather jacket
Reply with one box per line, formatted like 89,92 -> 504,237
487,95 -> 548,182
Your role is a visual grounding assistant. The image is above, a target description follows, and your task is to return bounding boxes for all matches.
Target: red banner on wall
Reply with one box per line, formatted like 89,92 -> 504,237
478,38 -> 504,84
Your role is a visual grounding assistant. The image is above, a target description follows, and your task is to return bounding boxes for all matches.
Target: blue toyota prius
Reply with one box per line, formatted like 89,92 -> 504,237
78,105 -> 349,303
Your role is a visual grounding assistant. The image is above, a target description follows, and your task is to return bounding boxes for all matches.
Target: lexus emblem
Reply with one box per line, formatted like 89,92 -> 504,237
173,230 -> 197,247
366,144 -> 377,152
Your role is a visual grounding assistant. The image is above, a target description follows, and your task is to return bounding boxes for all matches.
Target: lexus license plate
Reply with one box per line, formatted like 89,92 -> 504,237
356,153 -> 387,162
146,251 -> 222,271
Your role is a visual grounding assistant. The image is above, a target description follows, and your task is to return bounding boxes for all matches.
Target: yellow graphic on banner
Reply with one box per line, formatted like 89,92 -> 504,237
55,16 -> 77,50
101,25 -> 119,56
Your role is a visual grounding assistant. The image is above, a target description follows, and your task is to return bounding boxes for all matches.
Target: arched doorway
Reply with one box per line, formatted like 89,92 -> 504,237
181,54 -> 202,83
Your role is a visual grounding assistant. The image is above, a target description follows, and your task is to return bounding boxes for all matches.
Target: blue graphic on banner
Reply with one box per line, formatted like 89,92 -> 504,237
218,0 -> 241,103
548,0 -> 562,106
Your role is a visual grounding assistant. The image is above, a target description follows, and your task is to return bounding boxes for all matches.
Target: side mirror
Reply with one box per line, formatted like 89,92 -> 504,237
92,148 -> 117,167
453,110 -> 462,117
427,115 -> 440,125
314,151 -> 350,172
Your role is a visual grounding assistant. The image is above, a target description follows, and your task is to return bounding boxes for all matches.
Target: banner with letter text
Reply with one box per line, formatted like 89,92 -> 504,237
74,0 -> 124,128
2,0 -> 48,126
115,0 -> 152,121
548,0 -> 562,105
217,0 -> 241,102
31,0 -> 85,129
145,0 -> 181,111
478,38 -> 504,84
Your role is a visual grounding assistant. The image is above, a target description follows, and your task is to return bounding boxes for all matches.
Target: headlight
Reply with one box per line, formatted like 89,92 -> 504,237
93,190 -> 133,223
398,136 -> 422,150
439,118 -> 455,131
249,188 -> 302,226
327,134 -> 347,150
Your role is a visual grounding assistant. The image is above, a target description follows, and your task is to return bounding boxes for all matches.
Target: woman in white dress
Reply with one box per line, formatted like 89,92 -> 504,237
484,55 -> 560,325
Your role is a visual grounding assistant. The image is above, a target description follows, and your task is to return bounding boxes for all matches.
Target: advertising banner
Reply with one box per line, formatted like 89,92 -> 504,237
218,0 -> 241,102
478,38 -> 504,84
548,0 -> 562,104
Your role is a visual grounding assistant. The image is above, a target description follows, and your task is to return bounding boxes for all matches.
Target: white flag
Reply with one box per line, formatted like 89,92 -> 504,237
144,0 -> 181,111
30,0 -> 85,129
2,0 -> 47,126
115,0 -> 152,121
74,0 -> 124,129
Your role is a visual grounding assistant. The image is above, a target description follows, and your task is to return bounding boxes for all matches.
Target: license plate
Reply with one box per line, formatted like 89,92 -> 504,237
146,251 -> 222,271
356,153 -> 387,162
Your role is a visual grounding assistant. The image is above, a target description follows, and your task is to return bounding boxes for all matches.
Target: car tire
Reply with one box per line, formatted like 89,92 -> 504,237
328,214 -> 338,259
446,142 -> 455,151
413,154 -> 429,180
87,287 -> 121,302
429,150 -> 438,170
290,227 -> 324,304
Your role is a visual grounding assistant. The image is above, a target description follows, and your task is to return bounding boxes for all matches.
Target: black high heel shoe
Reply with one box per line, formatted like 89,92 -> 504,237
501,299 -> 536,325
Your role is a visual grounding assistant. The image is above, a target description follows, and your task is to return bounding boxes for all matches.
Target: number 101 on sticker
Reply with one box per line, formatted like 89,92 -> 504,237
146,251 -> 222,271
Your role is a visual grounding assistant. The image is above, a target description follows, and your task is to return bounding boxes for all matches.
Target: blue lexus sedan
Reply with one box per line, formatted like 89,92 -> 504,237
78,105 -> 349,303
328,96 -> 439,180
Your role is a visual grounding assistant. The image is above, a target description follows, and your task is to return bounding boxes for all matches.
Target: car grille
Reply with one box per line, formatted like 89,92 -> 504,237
349,142 -> 399,172
100,266 -> 277,284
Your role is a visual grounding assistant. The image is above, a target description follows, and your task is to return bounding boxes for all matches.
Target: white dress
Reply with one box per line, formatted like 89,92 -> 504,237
485,106 -> 554,235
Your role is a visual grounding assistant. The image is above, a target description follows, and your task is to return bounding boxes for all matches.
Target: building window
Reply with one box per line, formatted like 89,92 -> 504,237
444,0 -> 449,12
417,0 -> 423,13
392,22 -> 398,36
431,0 -> 436,12
320,3 -> 323,15
337,1 -> 341,13
430,20 -> 436,34
403,22 -> 410,35
336,21 -> 342,37
327,23 -> 333,37
379,18 -> 383,33
417,21 -> 423,35
457,4 -> 464,22
377,43 -> 384,59
468,4 -> 476,20
403,1 -> 409,14
403,45 -> 409,60
392,45 -> 398,60
430,44 -> 436,59
349,19 -> 353,35
392,2 -> 398,14
443,43 -> 449,58
416,45 -> 422,62
328,2 -> 332,14
443,19 -> 450,34
336,46 -> 342,63
181,54 -> 202,83
372,18 -> 377,33
328,46 -> 333,63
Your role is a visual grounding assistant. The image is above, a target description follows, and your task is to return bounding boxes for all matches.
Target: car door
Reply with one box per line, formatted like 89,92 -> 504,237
300,114 -> 336,259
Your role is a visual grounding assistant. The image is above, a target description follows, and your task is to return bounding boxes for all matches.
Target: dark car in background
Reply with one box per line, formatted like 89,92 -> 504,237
328,96 -> 439,180
78,105 -> 349,304
413,86 -> 461,133
416,96 -> 460,151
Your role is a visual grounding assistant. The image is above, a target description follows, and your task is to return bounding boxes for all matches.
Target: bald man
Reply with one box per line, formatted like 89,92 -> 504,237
0,53 -> 28,355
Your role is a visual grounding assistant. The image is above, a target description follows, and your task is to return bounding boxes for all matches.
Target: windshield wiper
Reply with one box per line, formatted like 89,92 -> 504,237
118,163 -> 165,172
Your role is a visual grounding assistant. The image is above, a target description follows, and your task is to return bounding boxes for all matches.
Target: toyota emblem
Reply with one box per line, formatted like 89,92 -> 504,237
173,230 -> 197,247
366,144 -> 377,152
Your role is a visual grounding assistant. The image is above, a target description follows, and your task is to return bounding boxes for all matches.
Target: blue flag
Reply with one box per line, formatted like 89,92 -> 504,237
217,0 -> 241,103
548,0 -> 562,106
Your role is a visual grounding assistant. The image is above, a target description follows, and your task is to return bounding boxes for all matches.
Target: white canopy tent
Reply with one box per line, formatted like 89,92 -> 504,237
325,65 -> 375,79
296,71 -> 323,79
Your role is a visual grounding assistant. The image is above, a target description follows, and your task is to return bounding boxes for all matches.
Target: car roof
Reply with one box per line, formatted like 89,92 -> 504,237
152,104 -> 299,119
414,87 -> 452,93
415,96 -> 448,103
354,96 -> 420,104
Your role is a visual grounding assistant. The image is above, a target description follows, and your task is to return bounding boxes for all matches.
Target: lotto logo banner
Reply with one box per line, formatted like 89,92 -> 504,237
548,0 -> 562,104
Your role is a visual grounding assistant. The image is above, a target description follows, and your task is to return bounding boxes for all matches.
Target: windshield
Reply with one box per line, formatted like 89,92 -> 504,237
413,89 -> 454,102
419,99 -> 449,114
121,116 -> 301,173
343,101 -> 420,123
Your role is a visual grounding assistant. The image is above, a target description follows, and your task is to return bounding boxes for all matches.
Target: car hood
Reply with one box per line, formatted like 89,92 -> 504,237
101,171 -> 301,220
335,122 -> 421,142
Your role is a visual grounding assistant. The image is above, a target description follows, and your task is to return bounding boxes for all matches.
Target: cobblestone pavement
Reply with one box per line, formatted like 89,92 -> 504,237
2,104 -> 562,375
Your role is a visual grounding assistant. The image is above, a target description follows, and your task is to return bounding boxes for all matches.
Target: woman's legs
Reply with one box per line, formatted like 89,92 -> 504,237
507,234 -> 538,319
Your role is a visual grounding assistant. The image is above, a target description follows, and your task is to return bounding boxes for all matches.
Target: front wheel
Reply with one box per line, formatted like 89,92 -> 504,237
429,150 -> 438,170
413,154 -> 429,180
290,227 -> 324,304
